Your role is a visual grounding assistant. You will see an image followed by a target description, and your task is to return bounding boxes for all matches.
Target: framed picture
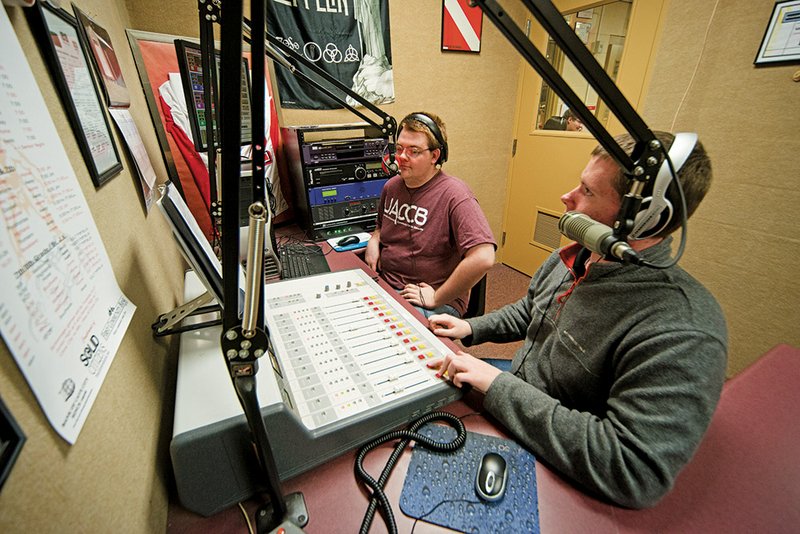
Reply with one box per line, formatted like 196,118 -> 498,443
25,2 -> 123,186
72,6 -> 131,107
754,0 -> 800,65
441,0 -> 484,53
0,397 -> 25,492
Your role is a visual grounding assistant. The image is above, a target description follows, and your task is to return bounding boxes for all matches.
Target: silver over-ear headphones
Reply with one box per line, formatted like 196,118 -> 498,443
630,132 -> 697,239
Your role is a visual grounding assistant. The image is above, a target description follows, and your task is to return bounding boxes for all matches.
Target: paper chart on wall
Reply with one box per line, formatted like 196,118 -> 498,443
0,8 -> 135,444
108,108 -> 156,211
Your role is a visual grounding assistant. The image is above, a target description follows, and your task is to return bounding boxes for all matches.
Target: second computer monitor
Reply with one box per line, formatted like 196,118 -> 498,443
174,38 -> 253,153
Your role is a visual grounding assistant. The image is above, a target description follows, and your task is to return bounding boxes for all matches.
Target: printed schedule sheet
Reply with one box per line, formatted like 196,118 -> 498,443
0,8 -> 135,444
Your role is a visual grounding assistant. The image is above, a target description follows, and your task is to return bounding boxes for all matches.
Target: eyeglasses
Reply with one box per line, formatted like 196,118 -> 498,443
395,145 -> 432,158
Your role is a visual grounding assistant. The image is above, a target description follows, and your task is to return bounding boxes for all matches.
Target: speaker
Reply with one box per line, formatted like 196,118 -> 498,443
406,113 -> 448,165
630,132 -> 697,239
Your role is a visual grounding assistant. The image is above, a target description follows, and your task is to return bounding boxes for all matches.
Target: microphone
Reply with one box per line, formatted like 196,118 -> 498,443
558,211 -> 644,265
383,145 -> 399,174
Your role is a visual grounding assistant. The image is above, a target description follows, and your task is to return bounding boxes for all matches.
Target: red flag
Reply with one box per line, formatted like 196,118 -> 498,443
442,0 -> 483,53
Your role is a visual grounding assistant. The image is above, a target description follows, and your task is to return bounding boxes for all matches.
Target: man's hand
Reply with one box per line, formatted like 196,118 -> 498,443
400,282 -> 436,309
427,351 -> 502,393
365,235 -> 380,271
428,314 -> 472,339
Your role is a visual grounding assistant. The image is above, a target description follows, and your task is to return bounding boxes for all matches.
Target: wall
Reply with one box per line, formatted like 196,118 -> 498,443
640,0 -> 800,376
0,0 -> 187,532
3,0 -> 796,531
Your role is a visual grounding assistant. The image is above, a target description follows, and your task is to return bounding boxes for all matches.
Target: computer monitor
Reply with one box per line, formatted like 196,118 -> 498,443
157,181 -> 225,303
174,39 -> 253,153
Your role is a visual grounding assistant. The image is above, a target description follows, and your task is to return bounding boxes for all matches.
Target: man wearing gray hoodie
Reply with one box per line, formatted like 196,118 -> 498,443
428,132 -> 727,509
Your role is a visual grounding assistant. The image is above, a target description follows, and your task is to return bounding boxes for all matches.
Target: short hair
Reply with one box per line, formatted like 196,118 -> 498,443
399,112 -> 448,152
591,131 -> 713,237
563,108 -> 577,121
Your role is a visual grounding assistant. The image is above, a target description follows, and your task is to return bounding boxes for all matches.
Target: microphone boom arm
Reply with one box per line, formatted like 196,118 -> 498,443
472,0 -> 668,240
241,18 -> 398,167
214,1 -> 309,531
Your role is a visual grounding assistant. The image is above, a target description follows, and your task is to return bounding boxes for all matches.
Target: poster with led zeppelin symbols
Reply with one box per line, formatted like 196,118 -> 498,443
267,0 -> 395,109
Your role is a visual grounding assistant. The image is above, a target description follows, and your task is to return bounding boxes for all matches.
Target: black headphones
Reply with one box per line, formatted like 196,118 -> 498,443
406,113 -> 448,165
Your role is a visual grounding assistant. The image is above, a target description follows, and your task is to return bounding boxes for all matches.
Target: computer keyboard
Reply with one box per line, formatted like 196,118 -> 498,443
278,242 -> 331,279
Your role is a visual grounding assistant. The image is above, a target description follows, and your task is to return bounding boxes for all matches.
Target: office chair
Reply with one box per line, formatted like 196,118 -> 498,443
464,274 -> 488,318
542,115 -> 567,130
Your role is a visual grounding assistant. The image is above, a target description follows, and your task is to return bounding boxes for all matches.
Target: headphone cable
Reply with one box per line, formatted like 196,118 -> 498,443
511,268 -> 571,377
355,411 -> 467,534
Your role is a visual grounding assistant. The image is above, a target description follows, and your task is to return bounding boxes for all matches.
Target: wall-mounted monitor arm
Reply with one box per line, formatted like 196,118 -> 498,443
197,1 -> 221,209
472,0 -> 667,239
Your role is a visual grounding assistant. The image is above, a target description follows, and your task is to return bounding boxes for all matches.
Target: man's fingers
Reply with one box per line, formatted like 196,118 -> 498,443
428,354 -> 456,378
451,371 -> 466,388
426,361 -> 442,374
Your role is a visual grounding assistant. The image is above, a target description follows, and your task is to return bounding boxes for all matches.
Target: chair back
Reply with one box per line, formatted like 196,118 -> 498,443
542,116 -> 567,130
465,274 -> 488,318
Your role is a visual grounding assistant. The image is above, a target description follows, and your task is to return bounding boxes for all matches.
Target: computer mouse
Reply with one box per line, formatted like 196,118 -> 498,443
337,235 -> 361,247
475,452 -> 508,502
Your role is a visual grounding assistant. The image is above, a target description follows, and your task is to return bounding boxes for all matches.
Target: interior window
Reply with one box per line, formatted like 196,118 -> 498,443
536,0 -> 633,131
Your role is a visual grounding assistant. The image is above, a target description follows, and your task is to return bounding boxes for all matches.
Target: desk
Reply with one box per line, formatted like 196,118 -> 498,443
273,344 -> 800,533
171,248 -> 800,532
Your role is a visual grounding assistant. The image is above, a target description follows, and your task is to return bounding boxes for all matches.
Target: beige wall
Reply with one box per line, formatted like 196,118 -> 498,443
1,0 -> 797,532
1,0 -> 186,532
640,0 -> 800,376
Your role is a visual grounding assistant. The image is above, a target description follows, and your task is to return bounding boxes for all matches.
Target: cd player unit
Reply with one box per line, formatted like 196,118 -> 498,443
281,124 -> 395,240
307,161 -> 390,186
302,137 -> 387,165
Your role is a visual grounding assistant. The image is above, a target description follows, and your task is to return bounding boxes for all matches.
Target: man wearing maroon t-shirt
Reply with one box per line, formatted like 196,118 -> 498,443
365,112 -> 496,318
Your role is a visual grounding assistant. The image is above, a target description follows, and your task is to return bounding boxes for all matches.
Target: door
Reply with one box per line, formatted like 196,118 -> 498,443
501,0 -> 666,276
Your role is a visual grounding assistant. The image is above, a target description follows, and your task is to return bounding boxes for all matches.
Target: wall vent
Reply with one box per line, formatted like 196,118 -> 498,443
531,210 -> 561,251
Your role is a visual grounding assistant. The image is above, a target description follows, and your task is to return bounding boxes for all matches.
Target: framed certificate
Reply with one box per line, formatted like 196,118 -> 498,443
754,0 -> 800,65
25,1 -> 123,186
72,6 -> 131,108
0,397 -> 25,491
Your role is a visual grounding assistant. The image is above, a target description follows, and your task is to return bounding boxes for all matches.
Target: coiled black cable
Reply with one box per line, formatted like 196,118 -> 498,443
355,411 -> 467,534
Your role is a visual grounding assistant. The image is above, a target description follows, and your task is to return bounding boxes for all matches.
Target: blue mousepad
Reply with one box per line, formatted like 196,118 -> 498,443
400,424 -> 539,533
